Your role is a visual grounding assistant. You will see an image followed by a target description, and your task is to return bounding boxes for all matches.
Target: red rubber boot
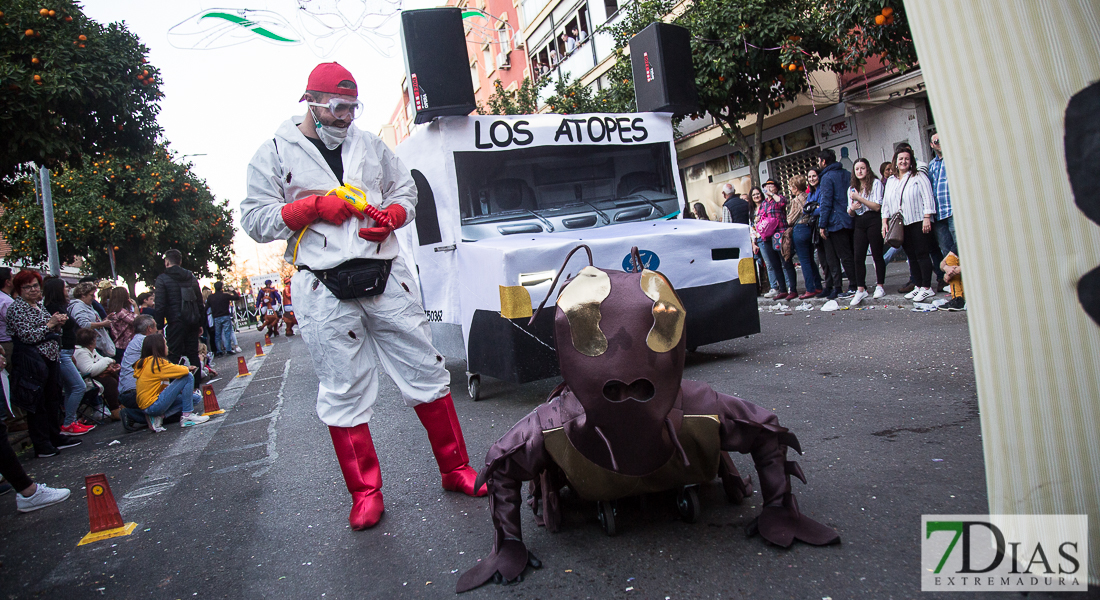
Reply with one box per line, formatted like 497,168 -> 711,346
328,423 -> 385,530
413,393 -> 487,497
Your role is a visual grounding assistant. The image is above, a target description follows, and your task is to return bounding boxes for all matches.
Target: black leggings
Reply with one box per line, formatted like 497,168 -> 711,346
852,211 -> 886,288
0,418 -> 33,491
902,221 -> 935,288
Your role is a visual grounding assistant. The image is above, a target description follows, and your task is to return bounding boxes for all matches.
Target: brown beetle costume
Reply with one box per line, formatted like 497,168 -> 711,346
456,247 -> 839,593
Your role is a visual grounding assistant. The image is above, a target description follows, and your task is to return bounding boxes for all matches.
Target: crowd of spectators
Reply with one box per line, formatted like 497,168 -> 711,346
0,248 -> 260,511
703,135 -> 963,312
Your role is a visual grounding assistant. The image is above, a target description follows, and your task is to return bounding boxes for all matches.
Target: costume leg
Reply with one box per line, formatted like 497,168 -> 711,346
293,271 -> 382,428
413,394 -> 487,496
358,257 -> 484,496
329,423 -> 384,529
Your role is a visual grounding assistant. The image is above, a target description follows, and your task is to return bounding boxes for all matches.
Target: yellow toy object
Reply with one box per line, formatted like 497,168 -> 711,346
329,184 -> 370,212
292,185 -> 389,263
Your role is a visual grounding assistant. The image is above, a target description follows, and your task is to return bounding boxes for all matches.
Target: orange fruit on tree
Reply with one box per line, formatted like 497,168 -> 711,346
25,29 -> 35,36
788,63 -> 798,71
49,10 -> 55,16
875,14 -> 886,25
78,43 -> 84,48
882,7 -> 894,17
33,74 -> 42,81
78,34 -> 87,41
142,70 -> 148,77
31,57 -> 40,64
39,8 -> 49,16
885,14 -> 894,24
65,15 -> 72,22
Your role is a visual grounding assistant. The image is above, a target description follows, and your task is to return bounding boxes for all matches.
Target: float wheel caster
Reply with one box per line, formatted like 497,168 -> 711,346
467,373 -> 481,401
597,501 -> 617,536
677,486 -> 701,524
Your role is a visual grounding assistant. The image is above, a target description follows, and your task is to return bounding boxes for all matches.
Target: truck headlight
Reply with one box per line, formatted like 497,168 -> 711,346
519,270 -> 556,287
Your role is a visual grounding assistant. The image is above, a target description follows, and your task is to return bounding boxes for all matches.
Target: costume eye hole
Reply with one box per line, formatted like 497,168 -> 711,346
557,266 -> 611,357
602,378 -> 655,403
639,270 -> 686,353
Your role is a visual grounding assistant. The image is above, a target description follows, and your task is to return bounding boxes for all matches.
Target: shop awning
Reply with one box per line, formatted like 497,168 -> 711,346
843,69 -> 925,112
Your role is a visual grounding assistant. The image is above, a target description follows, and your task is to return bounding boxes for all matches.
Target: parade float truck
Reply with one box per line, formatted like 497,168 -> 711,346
394,112 -> 759,400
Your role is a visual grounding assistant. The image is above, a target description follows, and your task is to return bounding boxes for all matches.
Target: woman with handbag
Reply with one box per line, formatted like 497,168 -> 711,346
757,179 -> 799,300
881,148 -> 938,303
847,158 -> 887,305
749,187 -> 781,298
789,175 -> 823,298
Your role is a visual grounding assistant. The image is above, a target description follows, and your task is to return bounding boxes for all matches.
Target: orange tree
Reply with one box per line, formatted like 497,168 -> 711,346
0,0 -> 161,195
593,0 -> 917,186
0,146 -> 234,293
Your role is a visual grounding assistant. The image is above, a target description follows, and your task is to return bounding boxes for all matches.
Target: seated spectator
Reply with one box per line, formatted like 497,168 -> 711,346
0,349 -> 71,512
107,287 -> 136,362
938,252 -> 965,311
133,333 -> 209,432
197,342 -> 218,379
73,328 -> 121,421
118,315 -> 156,432
136,292 -> 155,316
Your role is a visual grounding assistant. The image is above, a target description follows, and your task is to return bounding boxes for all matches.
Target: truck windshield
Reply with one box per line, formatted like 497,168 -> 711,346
454,142 -> 676,225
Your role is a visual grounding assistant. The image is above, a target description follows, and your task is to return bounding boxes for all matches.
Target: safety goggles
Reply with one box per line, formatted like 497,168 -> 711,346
307,98 -> 364,121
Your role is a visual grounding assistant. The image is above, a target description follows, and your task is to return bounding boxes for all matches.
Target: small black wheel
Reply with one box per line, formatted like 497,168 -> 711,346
597,501 -> 617,536
677,486 -> 701,524
468,374 -> 481,401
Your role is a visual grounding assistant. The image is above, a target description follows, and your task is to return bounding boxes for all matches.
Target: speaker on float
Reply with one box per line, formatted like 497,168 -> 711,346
401,8 -> 477,124
629,22 -> 699,116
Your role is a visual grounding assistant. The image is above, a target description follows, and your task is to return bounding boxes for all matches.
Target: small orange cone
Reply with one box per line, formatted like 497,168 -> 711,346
265,334 -> 273,346
78,474 -> 137,546
255,341 -> 264,357
201,384 -> 225,416
235,355 -> 251,377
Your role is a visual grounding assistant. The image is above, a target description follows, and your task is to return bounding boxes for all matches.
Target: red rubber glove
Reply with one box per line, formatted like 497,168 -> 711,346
281,194 -> 364,231
358,204 -> 407,242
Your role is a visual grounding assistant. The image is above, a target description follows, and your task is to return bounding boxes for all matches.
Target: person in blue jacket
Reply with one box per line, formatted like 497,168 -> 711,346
815,149 -> 856,300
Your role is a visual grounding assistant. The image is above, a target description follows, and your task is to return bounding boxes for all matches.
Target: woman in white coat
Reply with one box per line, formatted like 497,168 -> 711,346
881,147 -> 938,302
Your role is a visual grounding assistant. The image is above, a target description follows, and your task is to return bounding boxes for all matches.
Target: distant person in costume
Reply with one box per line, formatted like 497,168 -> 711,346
255,280 -> 282,337
281,276 -> 297,336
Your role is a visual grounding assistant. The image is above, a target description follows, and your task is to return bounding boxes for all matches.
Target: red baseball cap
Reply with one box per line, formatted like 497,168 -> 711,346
301,62 -> 357,99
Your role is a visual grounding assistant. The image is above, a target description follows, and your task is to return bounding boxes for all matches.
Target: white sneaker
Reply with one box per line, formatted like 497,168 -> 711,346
147,414 -> 165,433
873,285 -> 886,299
905,288 -> 920,299
943,285 -> 951,293
764,289 -> 779,299
912,288 -> 935,302
181,413 -> 210,427
850,289 -> 869,306
16,483 -> 71,513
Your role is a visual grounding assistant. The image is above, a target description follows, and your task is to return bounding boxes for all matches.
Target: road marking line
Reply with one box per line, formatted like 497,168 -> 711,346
38,353 -> 270,589
214,360 -> 290,476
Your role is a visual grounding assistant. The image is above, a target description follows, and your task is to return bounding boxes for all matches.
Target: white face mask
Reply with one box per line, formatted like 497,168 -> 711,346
311,107 -> 348,150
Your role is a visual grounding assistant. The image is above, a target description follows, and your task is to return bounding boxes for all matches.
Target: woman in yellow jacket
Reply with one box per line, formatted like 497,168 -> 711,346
134,334 -> 210,432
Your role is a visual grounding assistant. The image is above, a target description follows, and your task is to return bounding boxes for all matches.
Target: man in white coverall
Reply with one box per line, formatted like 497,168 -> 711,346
240,62 -> 485,530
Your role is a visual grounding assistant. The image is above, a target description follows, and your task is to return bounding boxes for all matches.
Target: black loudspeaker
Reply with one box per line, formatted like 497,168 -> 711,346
401,8 -> 477,124
629,22 -> 699,116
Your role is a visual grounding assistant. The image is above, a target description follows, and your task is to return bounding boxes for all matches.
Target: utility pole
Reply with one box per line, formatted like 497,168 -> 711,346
37,166 -> 61,277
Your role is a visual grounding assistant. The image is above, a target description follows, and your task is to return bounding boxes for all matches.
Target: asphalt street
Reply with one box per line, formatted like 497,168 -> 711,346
0,279 -> 1095,599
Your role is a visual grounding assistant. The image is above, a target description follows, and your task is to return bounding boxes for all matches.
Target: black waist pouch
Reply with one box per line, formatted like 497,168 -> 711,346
309,258 -> 393,300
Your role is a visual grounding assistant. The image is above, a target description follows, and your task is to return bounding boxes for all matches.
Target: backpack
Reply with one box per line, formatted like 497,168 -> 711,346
179,285 -> 203,328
